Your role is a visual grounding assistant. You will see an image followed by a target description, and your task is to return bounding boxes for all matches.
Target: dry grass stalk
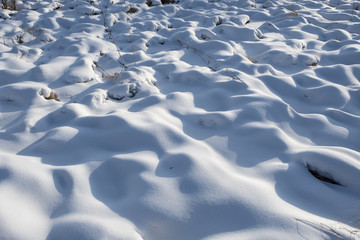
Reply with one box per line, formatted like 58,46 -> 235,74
97,0 -> 127,70
177,39 -> 219,71
246,55 -> 258,63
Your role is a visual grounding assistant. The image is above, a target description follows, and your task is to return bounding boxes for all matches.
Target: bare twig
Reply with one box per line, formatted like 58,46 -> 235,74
97,0 -> 127,70
177,39 -> 219,71
93,61 -> 112,77
226,68 -> 242,82
126,18 -> 137,67
93,61 -> 126,83
124,0 -> 137,67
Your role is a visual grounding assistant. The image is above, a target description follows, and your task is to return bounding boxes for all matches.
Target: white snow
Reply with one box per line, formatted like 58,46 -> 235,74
0,0 -> 360,239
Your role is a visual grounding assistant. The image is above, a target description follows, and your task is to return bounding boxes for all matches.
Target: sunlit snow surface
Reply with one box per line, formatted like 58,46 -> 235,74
0,0 -> 360,239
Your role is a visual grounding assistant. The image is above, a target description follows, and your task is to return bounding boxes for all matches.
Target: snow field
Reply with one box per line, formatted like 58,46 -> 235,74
0,0 -> 360,239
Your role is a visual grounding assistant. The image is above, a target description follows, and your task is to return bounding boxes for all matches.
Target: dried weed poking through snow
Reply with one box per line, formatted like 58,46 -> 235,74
127,7 -> 138,14
39,89 -> 59,101
45,91 -> 59,101
146,0 -> 178,7
1,0 -> 17,10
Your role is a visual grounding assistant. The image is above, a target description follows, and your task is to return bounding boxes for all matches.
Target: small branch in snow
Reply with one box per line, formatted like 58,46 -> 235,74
177,39 -> 219,71
226,69 -> 243,82
97,0 -> 127,70
93,61 -> 125,83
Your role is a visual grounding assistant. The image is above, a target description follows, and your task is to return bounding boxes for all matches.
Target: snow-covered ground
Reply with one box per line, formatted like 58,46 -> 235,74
0,0 -> 360,239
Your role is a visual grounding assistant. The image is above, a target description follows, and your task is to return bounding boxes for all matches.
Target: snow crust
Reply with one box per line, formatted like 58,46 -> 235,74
0,0 -> 360,239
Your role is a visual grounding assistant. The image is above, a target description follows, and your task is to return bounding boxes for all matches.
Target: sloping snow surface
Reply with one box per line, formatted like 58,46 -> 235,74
0,0 -> 360,239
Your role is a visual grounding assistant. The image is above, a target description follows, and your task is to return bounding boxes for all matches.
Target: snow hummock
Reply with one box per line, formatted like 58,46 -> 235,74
0,0 -> 360,239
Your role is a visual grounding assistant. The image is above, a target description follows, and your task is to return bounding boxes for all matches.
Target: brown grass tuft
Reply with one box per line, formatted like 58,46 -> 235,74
1,0 -> 17,10
44,91 -> 60,101
127,7 -> 138,14
161,0 -> 175,5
